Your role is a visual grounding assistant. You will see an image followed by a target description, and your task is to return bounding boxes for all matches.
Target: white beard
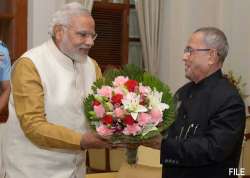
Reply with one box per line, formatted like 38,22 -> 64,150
59,35 -> 88,63
67,52 -> 87,63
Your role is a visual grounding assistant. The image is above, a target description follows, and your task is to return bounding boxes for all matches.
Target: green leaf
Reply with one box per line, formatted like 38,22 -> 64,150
141,124 -> 158,136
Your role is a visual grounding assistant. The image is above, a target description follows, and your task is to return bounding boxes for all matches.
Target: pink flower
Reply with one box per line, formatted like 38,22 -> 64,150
92,100 -> 101,107
139,85 -> 151,95
97,86 -> 113,98
114,107 -> 124,118
114,87 -> 124,95
122,123 -> 141,136
113,76 -> 129,87
150,108 -> 163,125
94,104 -> 105,118
96,124 -> 114,136
138,113 -> 152,126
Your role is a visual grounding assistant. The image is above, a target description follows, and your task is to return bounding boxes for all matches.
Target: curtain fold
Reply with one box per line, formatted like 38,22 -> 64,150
82,0 -> 94,11
136,0 -> 162,76
128,42 -> 143,68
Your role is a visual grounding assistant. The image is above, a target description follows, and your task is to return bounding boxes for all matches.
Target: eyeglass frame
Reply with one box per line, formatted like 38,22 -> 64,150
62,25 -> 98,41
184,46 -> 211,55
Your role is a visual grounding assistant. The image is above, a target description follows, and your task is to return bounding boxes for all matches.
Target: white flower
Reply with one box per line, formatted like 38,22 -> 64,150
148,88 -> 169,111
122,92 -> 147,120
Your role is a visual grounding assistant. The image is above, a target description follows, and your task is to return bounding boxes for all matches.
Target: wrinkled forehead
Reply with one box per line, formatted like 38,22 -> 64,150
68,14 -> 95,30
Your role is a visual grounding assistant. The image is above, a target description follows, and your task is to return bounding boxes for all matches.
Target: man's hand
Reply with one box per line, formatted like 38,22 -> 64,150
142,134 -> 162,150
80,132 -> 110,150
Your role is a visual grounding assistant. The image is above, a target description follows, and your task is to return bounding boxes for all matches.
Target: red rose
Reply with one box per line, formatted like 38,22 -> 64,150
140,96 -> 146,105
92,100 -> 101,107
125,80 -> 138,92
111,94 -> 123,104
124,115 -> 134,125
140,100 -> 145,105
102,115 -> 113,125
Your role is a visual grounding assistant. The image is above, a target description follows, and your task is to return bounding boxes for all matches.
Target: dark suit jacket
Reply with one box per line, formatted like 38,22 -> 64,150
161,69 -> 246,178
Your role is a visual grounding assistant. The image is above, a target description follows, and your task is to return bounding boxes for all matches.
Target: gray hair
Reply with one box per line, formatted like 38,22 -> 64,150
194,27 -> 229,63
48,2 -> 91,37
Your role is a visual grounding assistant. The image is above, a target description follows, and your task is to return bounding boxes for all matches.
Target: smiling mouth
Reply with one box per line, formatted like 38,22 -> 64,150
79,48 -> 90,53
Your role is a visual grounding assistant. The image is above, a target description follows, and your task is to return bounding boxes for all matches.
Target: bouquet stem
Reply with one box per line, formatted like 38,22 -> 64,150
126,147 -> 138,165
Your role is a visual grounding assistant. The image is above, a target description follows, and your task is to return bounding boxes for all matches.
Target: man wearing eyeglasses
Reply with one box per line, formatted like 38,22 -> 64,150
144,27 -> 246,178
2,2 -> 109,178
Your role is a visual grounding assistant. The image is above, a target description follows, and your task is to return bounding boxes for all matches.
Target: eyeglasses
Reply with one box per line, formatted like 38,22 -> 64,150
184,46 -> 211,55
75,31 -> 98,41
63,25 -> 98,40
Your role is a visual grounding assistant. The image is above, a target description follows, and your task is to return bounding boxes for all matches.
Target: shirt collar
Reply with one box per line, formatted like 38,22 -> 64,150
46,38 -> 73,67
192,69 -> 223,87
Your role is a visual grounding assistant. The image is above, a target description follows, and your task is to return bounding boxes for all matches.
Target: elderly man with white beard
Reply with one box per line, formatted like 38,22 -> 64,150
2,2 -> 109,178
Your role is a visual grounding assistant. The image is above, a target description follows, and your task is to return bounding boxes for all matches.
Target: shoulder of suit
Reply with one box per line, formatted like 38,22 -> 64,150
213,77 -> 239,95
176,82 -> 192,94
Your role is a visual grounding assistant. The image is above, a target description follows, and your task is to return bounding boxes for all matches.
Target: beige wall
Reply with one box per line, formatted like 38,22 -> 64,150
28,0 -> 66,49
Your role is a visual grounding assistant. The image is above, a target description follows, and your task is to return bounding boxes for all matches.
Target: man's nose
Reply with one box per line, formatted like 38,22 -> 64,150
84,36 -> 94,47
182,52 -> 189,62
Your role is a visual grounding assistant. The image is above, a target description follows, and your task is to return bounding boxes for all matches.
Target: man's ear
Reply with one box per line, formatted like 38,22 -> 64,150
53,25 -> 64,42
208,49 -> 218,65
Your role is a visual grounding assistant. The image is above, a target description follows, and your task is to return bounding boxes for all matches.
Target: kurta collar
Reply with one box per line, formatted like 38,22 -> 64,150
46,38 -> 74,67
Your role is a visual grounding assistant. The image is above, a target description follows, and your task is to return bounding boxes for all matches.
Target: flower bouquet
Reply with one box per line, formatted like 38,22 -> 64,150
84,65 -> 175,164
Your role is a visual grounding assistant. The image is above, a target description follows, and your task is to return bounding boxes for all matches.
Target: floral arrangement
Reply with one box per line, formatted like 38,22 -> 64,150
84,65 -> 175,164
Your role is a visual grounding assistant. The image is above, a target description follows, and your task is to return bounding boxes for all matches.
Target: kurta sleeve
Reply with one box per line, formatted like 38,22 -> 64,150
11,58 -> 82,150
91,58 -> 102,79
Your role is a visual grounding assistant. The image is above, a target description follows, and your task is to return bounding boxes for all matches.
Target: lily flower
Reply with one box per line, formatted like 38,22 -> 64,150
148,88 -> 169,111
122,92 -> 147,120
